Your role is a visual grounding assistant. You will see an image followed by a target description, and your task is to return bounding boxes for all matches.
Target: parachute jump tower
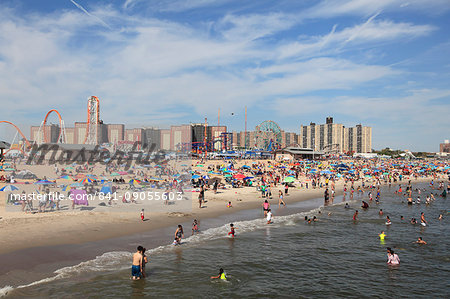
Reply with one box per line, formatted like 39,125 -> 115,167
83,96 -> 100,145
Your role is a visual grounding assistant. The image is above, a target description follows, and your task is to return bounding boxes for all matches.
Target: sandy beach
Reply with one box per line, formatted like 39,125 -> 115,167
1,158 -> 443,257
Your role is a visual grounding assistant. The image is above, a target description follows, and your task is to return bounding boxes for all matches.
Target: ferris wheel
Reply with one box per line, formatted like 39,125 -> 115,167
255,120 -> 282,150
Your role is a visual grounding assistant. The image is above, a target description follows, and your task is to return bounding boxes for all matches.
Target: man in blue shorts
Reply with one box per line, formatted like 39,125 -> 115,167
131,246 -> 144,280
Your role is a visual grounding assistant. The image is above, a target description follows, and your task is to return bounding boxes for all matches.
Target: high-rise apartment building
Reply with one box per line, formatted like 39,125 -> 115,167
299,117 -> 372,153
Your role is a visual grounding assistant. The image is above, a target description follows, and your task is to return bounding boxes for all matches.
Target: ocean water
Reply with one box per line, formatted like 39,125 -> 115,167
2,183 -> 449,298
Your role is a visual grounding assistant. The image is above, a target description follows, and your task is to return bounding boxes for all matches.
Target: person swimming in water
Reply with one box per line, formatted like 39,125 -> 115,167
361,201 -> 369,209
415,237 -> 427,245
379,209 -> 383,216
210,268 -> 227,280
379,231 -> 386,240
386,215 -> 391,225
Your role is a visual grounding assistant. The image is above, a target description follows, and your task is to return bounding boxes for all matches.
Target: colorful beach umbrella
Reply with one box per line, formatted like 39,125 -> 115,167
34,180 -> 56,185
0,185 -> 19,191
233,173 -> 246,180
284,176 -> 295,183
129,179 -> 141,185
81,177 -> 94,184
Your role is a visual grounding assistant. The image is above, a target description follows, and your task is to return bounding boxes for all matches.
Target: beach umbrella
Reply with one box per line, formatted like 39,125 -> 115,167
100,184 -> 112,194
149,177 -> 163,181
203,175 -> 210,179
0,185 -> 19,191
284,176 -> 295,183
81,177 -> 94,184
224,174 -> 232,177
60,175 -> 72,180
129,179 -> 141,185
70,182 -> 83,187
243,176 -> 254,180
233,173 -> 246,180
118,171 -> 128,175
3,168 -> 15,171
192,175 -> 200,179
110,172 -> 120,176
34,180 -> 56,185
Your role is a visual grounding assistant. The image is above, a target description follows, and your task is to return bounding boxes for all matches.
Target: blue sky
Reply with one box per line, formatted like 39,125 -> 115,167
0,0 -> 449,151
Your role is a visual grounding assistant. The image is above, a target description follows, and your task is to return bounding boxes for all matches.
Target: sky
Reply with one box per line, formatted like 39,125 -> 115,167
0,0 -> 449,151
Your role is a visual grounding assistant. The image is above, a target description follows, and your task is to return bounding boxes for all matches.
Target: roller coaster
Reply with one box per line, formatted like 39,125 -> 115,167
177,132 -> 233,154
0,96 -> 101,156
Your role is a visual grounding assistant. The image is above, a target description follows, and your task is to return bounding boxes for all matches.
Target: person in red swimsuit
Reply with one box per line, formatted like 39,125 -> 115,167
228,223 -> 236,237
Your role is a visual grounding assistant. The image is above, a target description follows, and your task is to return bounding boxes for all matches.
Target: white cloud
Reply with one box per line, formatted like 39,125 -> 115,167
277,18 -> 435,59
0,3 -> 446,151
156,0 -> 230,12
217,13 -> 298,42
306,0 -> 450,19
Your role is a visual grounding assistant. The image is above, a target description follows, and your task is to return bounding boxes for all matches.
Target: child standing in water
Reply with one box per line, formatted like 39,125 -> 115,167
266,209 -> 273,224
174,224 -> 184,244
192,219 -> 199,235
228,223 -> 236,237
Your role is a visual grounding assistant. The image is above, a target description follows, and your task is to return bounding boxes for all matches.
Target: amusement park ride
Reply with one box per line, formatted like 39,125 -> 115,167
255,120 -> 282,151
1,99 -> 285,157
0,96 -> 101,155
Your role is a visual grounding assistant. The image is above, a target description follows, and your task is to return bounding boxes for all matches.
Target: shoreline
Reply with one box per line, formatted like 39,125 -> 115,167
0,189 -> 330,289
0,182 -> 332,255
0,176 -> 437,289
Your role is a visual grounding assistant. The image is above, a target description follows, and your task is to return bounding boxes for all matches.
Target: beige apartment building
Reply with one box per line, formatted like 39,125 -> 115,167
299,117 -> 372,153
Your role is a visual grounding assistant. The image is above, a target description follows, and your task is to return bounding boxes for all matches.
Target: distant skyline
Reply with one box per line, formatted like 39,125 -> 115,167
0,0 -> 449,151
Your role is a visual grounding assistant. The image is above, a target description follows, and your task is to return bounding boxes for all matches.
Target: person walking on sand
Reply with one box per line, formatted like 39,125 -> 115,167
131,246 -> 144,280
278,190 -> 286,207
141,209 -> 145,221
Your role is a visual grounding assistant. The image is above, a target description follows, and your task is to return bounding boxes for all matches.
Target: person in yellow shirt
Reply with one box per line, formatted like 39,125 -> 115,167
210,268 -> 227,280
379,231 -> 386,240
